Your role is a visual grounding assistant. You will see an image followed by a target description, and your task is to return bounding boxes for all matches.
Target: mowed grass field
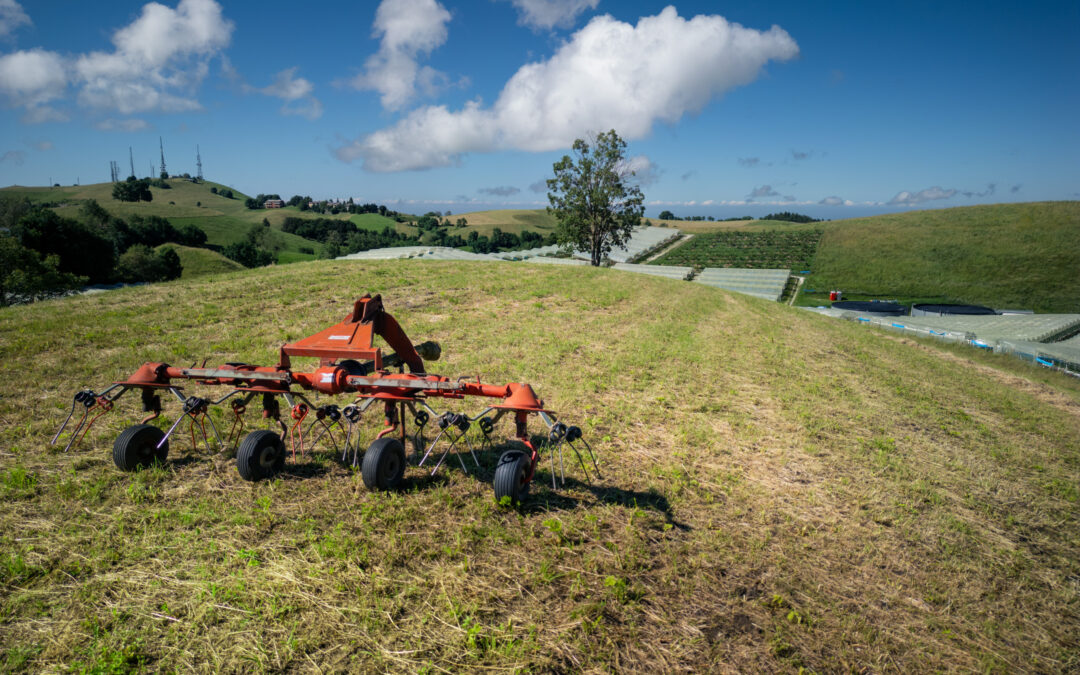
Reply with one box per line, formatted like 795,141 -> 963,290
453,209 -> 558,237
1,261 -> 1078,672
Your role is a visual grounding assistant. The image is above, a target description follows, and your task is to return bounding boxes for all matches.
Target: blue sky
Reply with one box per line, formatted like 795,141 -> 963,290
0,0 -> 1077,218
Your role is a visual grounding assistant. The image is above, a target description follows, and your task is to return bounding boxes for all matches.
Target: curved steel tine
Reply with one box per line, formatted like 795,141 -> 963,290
198,416 -> 212,452
559,441 -> 566,486
577,438 -> 600,477
52,400 -> 79,445
566,442 -> 591,484
463,434 -> 480,468
430,431 -> 463,475
549,439 -> 559,489
158,413 -> 188,449
61,409 -> 91,453
309,418 -> 338,452
322,420 -> 341,453
418,426 -> 449,467
341,421 -> 353,462
204,412 -> 223,448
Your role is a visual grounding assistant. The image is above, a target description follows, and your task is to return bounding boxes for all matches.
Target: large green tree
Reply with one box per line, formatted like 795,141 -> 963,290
546,130 -> 645,266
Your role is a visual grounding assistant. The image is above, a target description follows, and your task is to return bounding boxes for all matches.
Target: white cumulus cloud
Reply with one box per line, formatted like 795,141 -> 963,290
0,0 -> 232,120
75,0 -> 233,114
349,0 -> 452,111
887,186 -> 957,206
0,48 -> 67,107
506,0 -> 600,31
0,0 -> 29,38
338,7 -> 798,171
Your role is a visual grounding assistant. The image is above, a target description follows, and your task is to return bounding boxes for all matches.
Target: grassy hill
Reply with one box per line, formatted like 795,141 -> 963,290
1,262 -> 1078,672
1,180 -> 334,262
799,201 -> 1080,312
155,243 -> 244,279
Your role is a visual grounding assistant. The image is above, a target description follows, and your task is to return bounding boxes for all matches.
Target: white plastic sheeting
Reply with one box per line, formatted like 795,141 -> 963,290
693,268 -> 790,302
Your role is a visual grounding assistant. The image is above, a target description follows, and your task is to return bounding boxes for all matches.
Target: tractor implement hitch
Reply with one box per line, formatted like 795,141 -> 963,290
51,295 -> 593,504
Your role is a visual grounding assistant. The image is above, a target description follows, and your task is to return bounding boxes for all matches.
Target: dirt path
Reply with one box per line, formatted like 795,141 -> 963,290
643,233 -> 693,262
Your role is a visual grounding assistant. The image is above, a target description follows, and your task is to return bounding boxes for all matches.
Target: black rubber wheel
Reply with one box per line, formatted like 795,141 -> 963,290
362,437 -> 406,490
494,450 -> 532,505
113,424 -> 168,471
236,429 -> 286,481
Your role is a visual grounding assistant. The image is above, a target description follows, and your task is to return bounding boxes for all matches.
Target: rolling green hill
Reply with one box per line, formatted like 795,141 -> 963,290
800,201 -> 1080,312
1,261 -> 1077,672
1,180 -> 334,262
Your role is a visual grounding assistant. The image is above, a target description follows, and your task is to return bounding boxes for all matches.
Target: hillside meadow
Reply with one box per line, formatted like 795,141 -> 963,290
801,202 -> 1080,312
0,260 -> 1077,672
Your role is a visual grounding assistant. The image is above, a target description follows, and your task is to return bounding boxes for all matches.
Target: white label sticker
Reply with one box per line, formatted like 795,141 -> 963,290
320,373 -> 334,383
328,335 -> 350,341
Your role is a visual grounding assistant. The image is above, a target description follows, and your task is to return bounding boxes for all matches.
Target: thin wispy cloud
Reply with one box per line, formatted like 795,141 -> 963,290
478,185 -> 520,196
256,67 -> 323,120
0,0 -> 30,38
619,154 -> 661,186
887,186 -> 957,205
95,118 -> 149,132
819,195 -> 853,206
959,182 -> 995,199
0,149 -> 25,164
748,185 -> 779,199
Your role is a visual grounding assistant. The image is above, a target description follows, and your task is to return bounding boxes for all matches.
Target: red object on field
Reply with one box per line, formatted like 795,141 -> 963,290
51,295 -> 597,503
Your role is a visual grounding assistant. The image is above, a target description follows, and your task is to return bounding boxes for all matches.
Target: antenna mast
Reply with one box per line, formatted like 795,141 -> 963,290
159,137 -> 167,178
196,145 -> 203,181
128,147 -> 135,179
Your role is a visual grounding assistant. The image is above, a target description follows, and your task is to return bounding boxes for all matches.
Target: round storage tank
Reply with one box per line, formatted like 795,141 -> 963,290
911,303 -> 997,317
830,301 -> 908,317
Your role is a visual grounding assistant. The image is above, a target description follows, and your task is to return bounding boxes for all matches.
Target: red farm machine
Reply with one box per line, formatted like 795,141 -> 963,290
52,295 -> 596,504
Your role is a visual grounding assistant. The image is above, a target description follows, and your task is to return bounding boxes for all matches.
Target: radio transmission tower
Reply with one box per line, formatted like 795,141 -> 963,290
109,161 -> 120,183
159,137 -> 167,178
196,145 -> 203,181
128,147 -> 135,179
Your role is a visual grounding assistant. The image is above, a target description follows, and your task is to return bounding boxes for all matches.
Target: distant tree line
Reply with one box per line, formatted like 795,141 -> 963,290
761,212 -> 823,223
657,210 -> 822,223
0,198 -> 194,304
281,213 -> 556,258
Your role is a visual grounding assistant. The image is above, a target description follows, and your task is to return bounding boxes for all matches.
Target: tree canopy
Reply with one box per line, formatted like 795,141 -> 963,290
546,130 -> 644,266
111,177 -> 153,203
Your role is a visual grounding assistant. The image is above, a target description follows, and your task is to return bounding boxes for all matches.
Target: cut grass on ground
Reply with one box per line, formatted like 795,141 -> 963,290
1,261 -> 1078,672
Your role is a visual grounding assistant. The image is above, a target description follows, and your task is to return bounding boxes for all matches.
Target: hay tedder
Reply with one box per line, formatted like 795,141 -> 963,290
52,295 -> 597,503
